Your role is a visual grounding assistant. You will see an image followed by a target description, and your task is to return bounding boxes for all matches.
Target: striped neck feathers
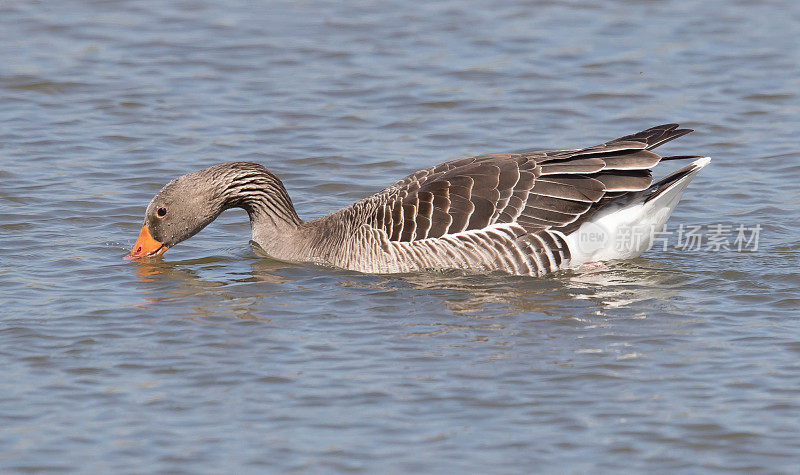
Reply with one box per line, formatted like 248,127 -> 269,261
216,162 -> 302,228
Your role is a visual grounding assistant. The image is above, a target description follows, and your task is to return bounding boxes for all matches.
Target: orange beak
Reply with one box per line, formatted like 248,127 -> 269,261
126,225 -> 168,260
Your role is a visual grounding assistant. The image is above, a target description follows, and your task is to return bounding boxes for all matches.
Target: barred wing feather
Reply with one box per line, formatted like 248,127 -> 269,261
354,124 -> 697,275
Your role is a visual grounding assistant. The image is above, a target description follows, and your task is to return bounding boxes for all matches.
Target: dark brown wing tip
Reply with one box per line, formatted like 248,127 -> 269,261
613,123 -> 694,150
660,154 -> 704,161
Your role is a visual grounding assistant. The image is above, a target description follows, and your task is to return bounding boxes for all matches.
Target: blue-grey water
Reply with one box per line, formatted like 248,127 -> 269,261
1,0 -> 799,472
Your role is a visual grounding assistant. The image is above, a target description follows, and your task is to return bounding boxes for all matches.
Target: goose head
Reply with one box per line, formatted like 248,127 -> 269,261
127,162 -> 301,259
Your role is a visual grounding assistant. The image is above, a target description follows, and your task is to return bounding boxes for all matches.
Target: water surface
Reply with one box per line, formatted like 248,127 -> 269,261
1,0 -> 799,472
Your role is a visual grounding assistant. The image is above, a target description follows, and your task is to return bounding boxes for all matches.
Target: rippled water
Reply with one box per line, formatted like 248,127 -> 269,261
2,0 -> 799,472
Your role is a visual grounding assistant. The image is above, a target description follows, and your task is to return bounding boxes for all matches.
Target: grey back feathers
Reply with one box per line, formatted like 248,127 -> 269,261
316,123 -> 695,275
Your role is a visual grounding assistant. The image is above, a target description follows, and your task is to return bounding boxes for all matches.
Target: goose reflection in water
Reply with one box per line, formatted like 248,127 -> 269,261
130,241 -> 684,325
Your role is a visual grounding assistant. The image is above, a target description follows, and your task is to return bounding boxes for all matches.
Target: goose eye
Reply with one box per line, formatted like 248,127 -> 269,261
157,207 -> 167,218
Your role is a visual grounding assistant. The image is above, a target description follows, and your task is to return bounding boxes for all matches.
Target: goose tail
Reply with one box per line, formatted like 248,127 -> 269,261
562,156 -> 710,267
644,156 -> 710,204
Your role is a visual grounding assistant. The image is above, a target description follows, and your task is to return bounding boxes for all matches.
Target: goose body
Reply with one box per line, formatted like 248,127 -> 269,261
128,124 -> 709,276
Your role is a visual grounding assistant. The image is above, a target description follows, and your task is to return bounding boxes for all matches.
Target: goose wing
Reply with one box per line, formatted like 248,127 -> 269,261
367,124 -> 693,243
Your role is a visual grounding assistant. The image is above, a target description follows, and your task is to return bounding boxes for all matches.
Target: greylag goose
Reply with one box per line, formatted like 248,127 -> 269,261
128,124 -> 709,276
